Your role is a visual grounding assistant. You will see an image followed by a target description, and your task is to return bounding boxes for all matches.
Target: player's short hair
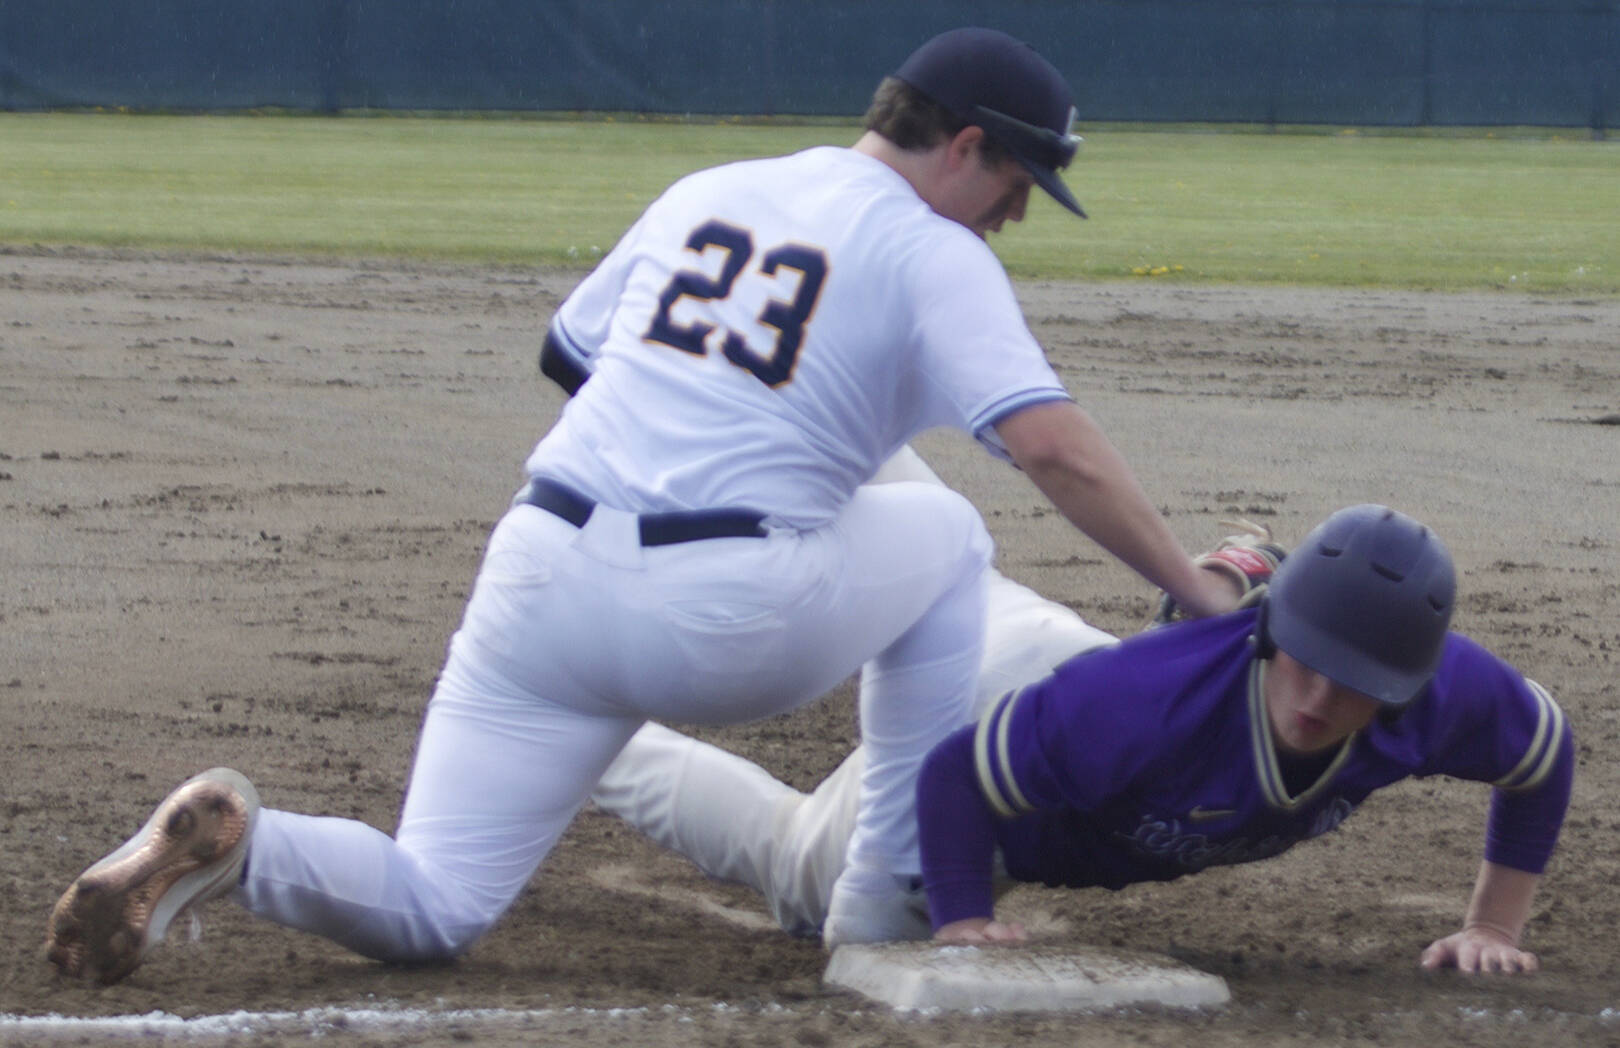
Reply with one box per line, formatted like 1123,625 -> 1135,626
863,76 -> 1013,168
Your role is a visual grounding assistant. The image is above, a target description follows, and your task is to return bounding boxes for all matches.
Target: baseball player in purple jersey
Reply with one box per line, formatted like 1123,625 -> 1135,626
593,505 -> 1571,973
46,28 -> 1240,984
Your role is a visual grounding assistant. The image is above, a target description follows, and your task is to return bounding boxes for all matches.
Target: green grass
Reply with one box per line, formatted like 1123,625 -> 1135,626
1001,128 -> 1619,291
1,112 -> 1615,292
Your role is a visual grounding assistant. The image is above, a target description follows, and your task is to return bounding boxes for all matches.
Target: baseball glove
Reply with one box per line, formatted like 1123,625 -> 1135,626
1152,518 -> 1286,626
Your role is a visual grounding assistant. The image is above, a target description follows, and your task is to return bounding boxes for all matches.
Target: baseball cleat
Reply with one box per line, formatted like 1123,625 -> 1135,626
45,767 -> 259,985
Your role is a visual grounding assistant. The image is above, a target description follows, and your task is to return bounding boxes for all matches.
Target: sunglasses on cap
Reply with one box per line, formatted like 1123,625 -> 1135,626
969,105 -> 1086,218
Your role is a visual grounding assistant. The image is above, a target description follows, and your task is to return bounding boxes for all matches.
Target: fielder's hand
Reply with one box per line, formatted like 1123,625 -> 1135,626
1153,519 -> 1286,626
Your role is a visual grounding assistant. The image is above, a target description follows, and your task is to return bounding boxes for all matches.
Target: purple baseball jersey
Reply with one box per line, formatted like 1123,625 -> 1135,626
918,609 -> 1573,928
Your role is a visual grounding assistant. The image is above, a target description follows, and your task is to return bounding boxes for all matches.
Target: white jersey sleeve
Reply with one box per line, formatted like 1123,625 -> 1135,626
531,147 -> 1070,530
545,210 -> 653,373
905,229 -> 1072,457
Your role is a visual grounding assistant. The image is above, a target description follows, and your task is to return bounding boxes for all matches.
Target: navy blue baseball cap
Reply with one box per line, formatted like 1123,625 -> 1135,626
894,27 -> 1086,218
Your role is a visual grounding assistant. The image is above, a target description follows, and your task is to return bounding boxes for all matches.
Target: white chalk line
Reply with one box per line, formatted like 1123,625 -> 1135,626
0,1002 -> 787,1040
5,1001 -> 1620,1037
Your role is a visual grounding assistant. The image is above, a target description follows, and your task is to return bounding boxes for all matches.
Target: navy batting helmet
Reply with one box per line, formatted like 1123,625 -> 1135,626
1261,504 -> 1455,707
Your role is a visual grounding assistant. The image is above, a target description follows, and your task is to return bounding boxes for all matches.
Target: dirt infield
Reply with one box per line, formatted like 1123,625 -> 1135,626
2,247 -> 1617,1045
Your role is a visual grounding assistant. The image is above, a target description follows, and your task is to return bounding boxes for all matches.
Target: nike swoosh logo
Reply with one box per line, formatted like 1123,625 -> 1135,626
1188,807 -> 1238,822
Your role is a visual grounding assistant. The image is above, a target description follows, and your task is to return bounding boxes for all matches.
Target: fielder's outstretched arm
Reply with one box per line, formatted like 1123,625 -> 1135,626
995,401 -> 1237,619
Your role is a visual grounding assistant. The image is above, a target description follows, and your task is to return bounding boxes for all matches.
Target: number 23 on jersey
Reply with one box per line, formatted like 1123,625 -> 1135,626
643,219 -> 828,388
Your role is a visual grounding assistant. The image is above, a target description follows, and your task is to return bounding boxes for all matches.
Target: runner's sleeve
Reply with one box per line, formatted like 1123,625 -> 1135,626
1485,721 -> 1573,874
917,671 -> 1144,929
1425,638 -> 1574,874
916,723 -> 1000,928
1481,675 -> 1573,873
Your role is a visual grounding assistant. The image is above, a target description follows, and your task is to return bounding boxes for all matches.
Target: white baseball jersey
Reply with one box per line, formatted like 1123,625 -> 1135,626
533,146 -> 1069,529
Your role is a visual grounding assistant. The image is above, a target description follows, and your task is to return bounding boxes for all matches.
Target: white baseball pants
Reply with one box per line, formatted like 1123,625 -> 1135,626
234,449 -> 991,961
588,481 -> 1120,937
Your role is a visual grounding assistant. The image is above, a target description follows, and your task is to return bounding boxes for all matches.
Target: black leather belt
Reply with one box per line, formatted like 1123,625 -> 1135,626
519,478 -> 767,547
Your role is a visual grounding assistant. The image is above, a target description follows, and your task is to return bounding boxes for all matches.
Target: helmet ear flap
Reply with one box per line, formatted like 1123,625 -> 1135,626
1251,596 -> 1277,659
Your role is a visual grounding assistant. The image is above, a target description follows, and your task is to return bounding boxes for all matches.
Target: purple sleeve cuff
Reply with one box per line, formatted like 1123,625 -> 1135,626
1483,718 -> 1574,874
918,725 -> 1001,929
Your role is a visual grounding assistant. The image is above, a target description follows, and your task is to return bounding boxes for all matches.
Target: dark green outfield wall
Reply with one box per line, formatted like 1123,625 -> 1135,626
2,1 -> 1614,128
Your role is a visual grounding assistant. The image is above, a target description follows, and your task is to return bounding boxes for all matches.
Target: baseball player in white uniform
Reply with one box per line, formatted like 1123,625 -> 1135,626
47,27 -> 1240,984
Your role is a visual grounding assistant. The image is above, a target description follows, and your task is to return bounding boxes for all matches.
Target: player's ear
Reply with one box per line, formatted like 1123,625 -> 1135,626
944,125 -> 985,170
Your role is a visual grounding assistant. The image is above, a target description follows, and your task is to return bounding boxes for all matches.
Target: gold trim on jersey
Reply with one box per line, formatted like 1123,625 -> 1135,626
1493,679 -> 1567,792
974,687 -> 1035,819
1248,659 -> 1357,810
